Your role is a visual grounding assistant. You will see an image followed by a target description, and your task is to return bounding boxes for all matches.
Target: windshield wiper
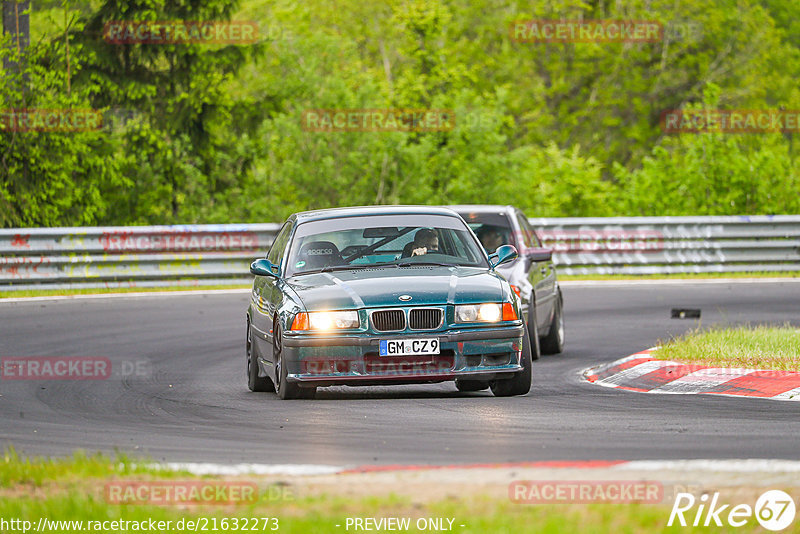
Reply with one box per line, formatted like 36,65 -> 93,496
294,265 -> 365,275
396,261 -> 454,268
321,265 -> 368,273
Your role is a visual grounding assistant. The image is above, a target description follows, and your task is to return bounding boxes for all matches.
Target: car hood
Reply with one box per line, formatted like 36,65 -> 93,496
287,266 -> 505,310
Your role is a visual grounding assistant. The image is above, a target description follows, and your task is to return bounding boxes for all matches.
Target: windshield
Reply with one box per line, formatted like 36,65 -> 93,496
456,212 -> 514,254
285,214 -> 488,276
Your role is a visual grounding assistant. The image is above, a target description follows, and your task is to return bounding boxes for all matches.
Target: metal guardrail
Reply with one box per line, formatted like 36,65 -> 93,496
531,215 -> 800,275
1,216 -> 799,289
0,224 -> 279,290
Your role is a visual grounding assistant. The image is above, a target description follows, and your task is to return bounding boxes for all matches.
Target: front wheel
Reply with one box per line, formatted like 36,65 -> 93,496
274,323 -> 316,400
540,292 -> 565,355
490,326 -> 533,397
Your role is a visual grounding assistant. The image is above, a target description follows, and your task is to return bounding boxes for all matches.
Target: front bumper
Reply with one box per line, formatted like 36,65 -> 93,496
281,324 -> 525,386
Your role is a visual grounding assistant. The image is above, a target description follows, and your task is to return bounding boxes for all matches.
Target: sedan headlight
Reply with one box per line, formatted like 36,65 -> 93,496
455,303 -> 502,323
455,302 -> 519,323
291,311 -> 359,331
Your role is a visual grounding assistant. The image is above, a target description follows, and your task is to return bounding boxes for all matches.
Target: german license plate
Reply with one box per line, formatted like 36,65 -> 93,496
379,338 -> 440,356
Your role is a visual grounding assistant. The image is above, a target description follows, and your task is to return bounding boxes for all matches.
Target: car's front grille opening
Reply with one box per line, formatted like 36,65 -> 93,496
371,309 -> 405,331
364,350 -> 455,375
483,353 -> 511,366
409,308 -> 442,330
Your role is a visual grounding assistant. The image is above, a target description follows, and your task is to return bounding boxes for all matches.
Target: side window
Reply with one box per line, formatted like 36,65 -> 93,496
514,213 -> 533,249
267,222 -> 293,271
517,213 -> 542,247
453,231 -> 482,263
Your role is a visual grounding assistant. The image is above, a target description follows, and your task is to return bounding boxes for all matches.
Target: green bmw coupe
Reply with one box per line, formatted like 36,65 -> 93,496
246,206 -> 533,399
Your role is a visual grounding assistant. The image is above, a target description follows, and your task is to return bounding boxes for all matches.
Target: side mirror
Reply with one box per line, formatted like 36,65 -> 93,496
528,247 -> 553,262
489,244 -> 518,269
250,258 -> 279,278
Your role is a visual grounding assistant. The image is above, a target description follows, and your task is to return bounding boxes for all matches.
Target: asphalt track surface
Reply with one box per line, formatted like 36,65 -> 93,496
1,281 -> 799,465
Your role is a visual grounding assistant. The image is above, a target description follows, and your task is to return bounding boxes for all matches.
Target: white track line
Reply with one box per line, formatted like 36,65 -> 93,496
0,288 -> 251,304
159,462 -> 346,476
774,387 -> 800,400
152,459 -> 800,476
616,460 -> 800,473
597,360 -> 667,387
560,278 -> 800,287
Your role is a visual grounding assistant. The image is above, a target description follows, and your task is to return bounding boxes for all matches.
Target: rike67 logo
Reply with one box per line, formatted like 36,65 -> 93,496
668,490 -> 796,531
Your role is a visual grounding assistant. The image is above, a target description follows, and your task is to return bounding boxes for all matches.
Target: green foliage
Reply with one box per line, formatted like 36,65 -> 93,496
2,0 -> 800,227
0,32 -> 124,227
616,85 -> 800,215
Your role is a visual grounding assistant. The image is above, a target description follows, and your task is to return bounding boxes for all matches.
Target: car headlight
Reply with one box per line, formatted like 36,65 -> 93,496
291,311 -> 359,331
455,303 -> 519,323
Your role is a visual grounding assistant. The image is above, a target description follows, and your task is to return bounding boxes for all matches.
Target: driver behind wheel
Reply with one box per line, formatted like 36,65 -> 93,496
476,225 -> 504,253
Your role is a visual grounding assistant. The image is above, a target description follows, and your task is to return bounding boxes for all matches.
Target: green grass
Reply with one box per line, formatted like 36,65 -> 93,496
0,284 -> 250,299
655,325 -> 800,371
0,448 -> 183,486
1,450 -> 796,533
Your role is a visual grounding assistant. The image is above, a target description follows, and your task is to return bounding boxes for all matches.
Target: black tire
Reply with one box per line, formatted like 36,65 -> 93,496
274,323 -> 316,400
540,292 -> 565,355
247,319 -> 274,392
527,300 -> 541,361
490,324 -> 533,397
455,379 -> 489,392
